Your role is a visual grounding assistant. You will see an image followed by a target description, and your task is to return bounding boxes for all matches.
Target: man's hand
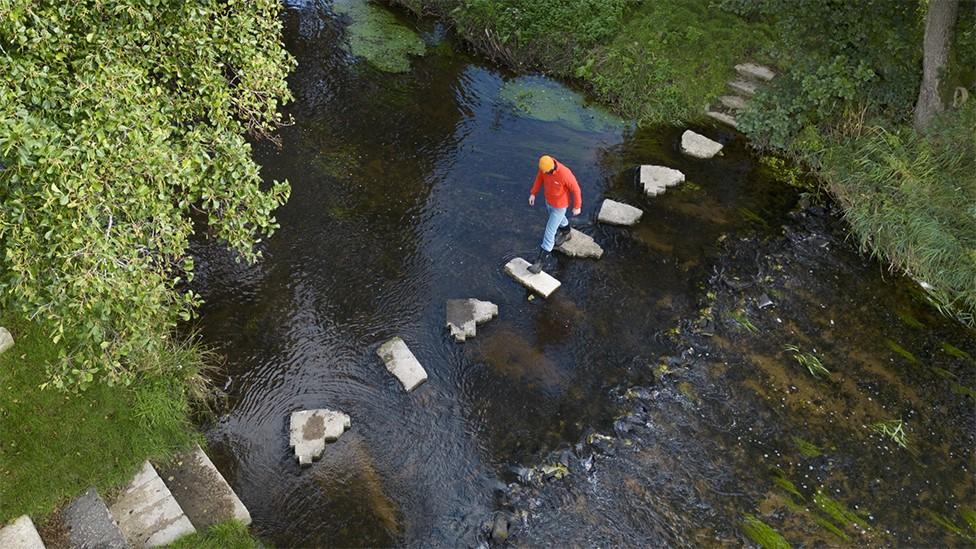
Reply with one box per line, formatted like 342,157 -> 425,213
528,195 -> 536,206
572,208 -> 581,216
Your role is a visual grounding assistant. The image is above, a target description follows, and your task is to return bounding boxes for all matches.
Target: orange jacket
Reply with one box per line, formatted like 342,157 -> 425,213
530,160 -> 582,209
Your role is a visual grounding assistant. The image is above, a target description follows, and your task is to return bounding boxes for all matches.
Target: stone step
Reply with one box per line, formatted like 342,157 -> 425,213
0,327 -> 14,355
63,487 -> 129,549
0,515 -> 45,549
597,199 -> 643,226
157,444 -> 252,529
376,337 -> 428,391
640,165 -> 685,196
504,258 -> 560,298
735,62 -> 775,81
109,461 -> 196,548
706,110 -> 739,129
728,79 -> 758,96
288,410 -> 351,466
446,299 -> 498,342
680,130 -> 723,159
554,229 -> 603,259
718,94 -> 747,111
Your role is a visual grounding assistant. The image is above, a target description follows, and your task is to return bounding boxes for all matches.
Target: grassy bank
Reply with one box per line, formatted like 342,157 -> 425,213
390,0 -> 976,324
0,315 -> 200,522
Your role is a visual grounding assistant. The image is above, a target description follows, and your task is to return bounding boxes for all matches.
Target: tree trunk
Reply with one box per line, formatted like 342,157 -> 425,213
914,0 -> 959,131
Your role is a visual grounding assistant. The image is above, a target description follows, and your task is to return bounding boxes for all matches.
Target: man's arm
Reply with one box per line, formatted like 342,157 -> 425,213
529,171 -> 543,205
566,171 -> 582,212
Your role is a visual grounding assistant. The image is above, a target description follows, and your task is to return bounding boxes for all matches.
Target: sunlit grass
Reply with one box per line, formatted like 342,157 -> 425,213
784,344 -> 830,378
869,419 -> 909,449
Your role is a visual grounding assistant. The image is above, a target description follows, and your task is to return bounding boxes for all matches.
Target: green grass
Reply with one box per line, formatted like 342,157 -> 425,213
0,315 -> 201,522
164,521 -> 265,549
742,514 -> 791,549
869,419 -> 909,449
784,345 -> 830,379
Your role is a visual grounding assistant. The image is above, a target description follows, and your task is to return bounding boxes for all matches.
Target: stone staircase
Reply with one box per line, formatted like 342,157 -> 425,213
706,62 -> 776,129
0,444 -> 251,548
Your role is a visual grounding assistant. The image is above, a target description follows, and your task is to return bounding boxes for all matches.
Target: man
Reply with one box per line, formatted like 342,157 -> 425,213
527,154 -> 582,274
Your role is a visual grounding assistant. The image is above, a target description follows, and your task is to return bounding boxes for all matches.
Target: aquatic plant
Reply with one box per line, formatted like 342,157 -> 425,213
813,491 -> 870,532
741,514 -> 791,549
869,419 -> 909,449
498,77 -> 625,133
885,339 -> 919,364
334,0 -> 426,73
927,508 -> 976,543
792,436 -> 822,458
784,345 -> 830,379
730,310 -> 759,333
941,342 -> 974,363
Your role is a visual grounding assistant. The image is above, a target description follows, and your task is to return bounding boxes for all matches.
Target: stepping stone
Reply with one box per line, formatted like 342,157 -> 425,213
640,165 -> 685,196
157,444 -> 251,528
706,111 -> 739,129
63,487 -> 128,549
718,95 -> 747,111
554,229 -> 603,259
289,410 -> 351,466
504,258 -> 560,298
109,461 -> 196,547
597,199 -> 643,226
0,327 -> 13,355
735,62 -> 775,81
0,516 -> 44,549
376,337 -> 428,391
680,130 -> 723,159
445,299 -> 498,342
728,79 -> 758,96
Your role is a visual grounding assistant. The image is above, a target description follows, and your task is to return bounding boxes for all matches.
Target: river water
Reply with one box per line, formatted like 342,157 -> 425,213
190,2 -> 975,547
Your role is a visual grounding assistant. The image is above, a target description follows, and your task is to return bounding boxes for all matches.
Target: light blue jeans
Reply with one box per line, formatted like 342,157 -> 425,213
541,204 -> 569,252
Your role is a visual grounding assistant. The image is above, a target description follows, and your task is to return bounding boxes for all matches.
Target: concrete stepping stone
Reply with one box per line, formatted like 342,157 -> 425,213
157,444 -> 251,528
707,111 -> 739,129
376,337 -> 428,391
640,165 -> 685,196
554,229 -> 603,259
504,258 -> 561,298
0,516 -> 45,549
680,130 -> 723,159
63,487 -> 128,549
289,410 -> 351,466
446,299 -> 498,342
728,79 -> 758,96
0,327 -> 13,355
597,199 -> 643,226
718,94 -> 747,111
735,62 -> 775,81
109,461 -> 196,547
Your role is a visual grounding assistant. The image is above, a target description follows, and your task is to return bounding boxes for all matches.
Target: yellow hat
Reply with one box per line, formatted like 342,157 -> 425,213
538,155 -> 555,173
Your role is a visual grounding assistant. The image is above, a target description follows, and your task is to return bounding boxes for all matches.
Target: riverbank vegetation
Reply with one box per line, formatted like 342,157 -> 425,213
0,0 -> 292,533
390,0 -> 976,324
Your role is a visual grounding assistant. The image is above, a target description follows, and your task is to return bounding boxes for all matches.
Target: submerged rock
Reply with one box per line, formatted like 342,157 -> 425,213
446,299 -> 498,342
491,513 -> 510,544
289,409 -> 351,466
680,130 -> 723,159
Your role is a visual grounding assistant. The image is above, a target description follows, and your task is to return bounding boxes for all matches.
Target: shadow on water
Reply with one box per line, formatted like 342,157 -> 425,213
187,1 -> 974,547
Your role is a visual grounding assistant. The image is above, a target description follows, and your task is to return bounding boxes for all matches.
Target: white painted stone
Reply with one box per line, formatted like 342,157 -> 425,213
109,461 -> 196,547
680,130 -> 723,159
728,79 -> 758,96
597,199 -> 643,226
0,327 -> 13,355
504,258 -> 561,298
718,94 -> 747,111
446,299 -> 498,342
555,229 -> 603,259
640,165 -> 685,196
289,409 -> 351,466
0,516 -> 45,549
376,337 -> 428,391
707,111 -> 739,129
735,62 -> 775,81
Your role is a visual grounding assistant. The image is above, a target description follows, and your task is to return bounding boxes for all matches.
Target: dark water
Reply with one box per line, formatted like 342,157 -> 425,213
189,2 -> 975,547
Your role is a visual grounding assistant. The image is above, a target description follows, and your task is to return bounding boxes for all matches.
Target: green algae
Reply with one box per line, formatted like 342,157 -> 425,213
334,0 -> 425,73
742,514 -> 791,549
895,308 -> 925,329
950,382 -> 976,399
926,509 -> 976,543
941,341 -> 974,363
792,436 -> 822,458
771,467 -> 804,499
885,339 -> 918,364
870,419 -> 909,449
813,490 -> 869,531
498,76 -> 625,133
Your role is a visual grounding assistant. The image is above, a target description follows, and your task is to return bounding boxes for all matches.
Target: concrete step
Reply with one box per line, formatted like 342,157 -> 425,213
109,461 -> 196,547
0,515 -> 45,549
680,130 -> 723,159
288,410 -> 351,466
640,165 -> 685,196
735,62 -> 775,81
0,326 -> 14,355
597,199 -> 643,226
504,258 -> 561,298
728,79 -> 759,97
706,110 -> 739,129
554,229 -> 603,259
376,337 -> 428,391
157,444 -> 252,529
446,299 -> 498,342
718,94 -> 747,111
63,487 -> 129,548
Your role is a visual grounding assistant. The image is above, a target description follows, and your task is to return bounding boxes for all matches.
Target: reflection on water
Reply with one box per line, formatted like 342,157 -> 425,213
188,1 -> 974,547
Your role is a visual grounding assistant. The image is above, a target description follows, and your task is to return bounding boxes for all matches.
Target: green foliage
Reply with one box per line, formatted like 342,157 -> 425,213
0,315 -> 200,522
870,419 -> 909,449
164,520 -> 265,549
742,514 -> 791,549
784,344 -> 830,379
334,0 -> 426,73
0,1 -> 294,389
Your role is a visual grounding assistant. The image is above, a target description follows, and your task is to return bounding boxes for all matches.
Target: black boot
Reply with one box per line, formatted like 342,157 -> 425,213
527,249 -> 551,274
554,225 -> 572,246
